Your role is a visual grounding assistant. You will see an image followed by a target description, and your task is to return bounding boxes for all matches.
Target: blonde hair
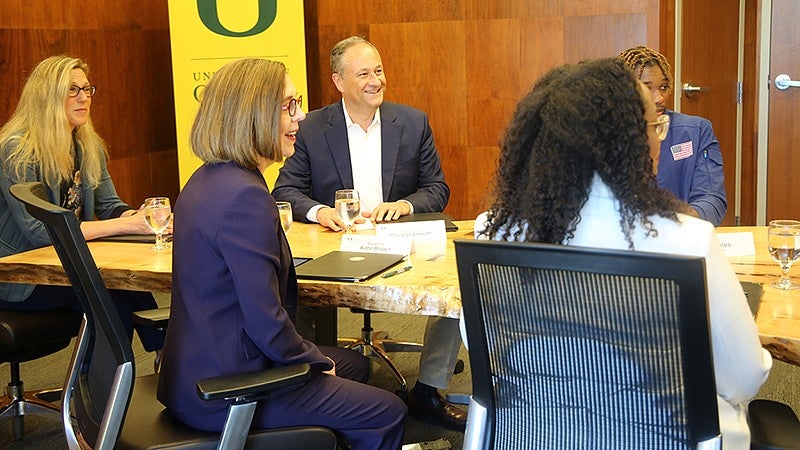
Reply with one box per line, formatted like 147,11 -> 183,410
0,55 -> 106,189
190,58 -> 286,170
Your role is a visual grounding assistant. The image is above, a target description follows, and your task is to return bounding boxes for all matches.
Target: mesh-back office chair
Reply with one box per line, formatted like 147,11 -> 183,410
0,309 -> 81,438
454,239 -> 721,450
10,182 -> 337,449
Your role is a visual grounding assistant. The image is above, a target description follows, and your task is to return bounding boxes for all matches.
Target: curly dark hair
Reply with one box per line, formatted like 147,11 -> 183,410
482,58 -> 680,249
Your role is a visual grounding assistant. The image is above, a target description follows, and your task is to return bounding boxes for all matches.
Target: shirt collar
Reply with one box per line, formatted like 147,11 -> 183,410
341,99 -> 381,129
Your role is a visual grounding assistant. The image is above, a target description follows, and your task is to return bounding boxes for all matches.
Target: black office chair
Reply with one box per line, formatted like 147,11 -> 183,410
455,239 -> 721,449
10,182 -> 337,449
0,309 -> 81,439
338,308 -> 424,396
748,399 -> 800,449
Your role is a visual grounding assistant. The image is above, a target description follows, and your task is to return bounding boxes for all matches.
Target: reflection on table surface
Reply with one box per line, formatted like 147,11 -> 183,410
717,226 -> 800,365
1,223 -> 799,365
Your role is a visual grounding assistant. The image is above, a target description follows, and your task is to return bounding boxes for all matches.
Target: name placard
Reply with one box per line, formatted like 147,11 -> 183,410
717,232 -> 756,257
375,220 -> 447,242
376,220 -> 447,257
340,234 -> 412,256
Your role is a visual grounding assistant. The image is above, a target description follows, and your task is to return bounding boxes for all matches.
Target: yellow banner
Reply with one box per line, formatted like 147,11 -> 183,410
167,0 -> 307,187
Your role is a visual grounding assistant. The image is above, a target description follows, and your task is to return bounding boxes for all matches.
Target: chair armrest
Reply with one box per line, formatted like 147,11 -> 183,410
748,399 -> 800,450
132,307 -> 170,329
196,363 -> 312,403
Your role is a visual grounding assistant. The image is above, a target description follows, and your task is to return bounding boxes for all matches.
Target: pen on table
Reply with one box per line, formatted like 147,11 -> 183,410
382,265 -> 413,278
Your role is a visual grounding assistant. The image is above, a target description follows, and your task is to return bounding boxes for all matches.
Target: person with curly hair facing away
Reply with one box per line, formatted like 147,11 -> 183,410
473,58 -> 770,449
618,45 -> 727,226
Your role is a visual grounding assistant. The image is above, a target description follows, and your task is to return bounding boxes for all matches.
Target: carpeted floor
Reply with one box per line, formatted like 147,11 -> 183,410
3,292 -> 800,449
0,295 -> 470,449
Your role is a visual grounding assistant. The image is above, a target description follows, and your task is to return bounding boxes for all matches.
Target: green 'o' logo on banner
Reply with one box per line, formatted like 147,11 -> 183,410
197,0 -> 277,37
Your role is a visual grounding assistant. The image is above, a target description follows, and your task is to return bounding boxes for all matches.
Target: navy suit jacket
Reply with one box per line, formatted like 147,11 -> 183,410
273,101 -> 450,220
157,162 -> 331,431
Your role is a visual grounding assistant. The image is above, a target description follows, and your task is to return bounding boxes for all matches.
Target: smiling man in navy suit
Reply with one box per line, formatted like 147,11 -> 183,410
274,36 -> 466,430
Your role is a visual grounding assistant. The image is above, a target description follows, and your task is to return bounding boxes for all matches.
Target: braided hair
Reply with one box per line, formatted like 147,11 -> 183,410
617,45 -> 674,92
482,58 -> 680,249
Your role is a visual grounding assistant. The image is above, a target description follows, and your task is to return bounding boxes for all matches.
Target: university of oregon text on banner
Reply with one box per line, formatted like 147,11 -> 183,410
167,0 -> 308,187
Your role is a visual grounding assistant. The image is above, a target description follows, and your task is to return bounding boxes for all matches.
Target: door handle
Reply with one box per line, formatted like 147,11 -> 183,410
775,74 -> 800,90
682,82 -> 707,98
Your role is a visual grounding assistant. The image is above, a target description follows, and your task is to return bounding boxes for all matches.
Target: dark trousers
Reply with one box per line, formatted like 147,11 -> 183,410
252,345 -> 407,450
0,284 -> 165,352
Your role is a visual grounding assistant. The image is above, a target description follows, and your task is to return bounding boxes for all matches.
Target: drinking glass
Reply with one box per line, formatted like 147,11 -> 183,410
767,219 -> 800,290
143,197 -> 170,209
145,204 -> 173,251
276,201 -> 293,233
334,189 -> 360,233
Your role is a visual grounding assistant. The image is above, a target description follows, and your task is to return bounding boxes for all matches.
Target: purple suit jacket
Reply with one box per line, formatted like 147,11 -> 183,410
273,101 -> 450,220
156,161 -> 331,431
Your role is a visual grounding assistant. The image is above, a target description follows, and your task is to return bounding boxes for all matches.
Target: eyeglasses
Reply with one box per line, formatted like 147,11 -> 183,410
68,85 -> 97,98
647,114 -> 670,141
281,95 -> 303,117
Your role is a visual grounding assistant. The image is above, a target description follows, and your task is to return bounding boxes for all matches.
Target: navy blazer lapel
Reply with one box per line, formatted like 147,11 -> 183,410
323,102 -> 354,188
380,103 -> 402,200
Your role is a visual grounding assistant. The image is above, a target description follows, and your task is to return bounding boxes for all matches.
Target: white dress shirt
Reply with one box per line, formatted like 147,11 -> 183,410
305,100 -> 384,222
343,100 -> 384,214
470,173 -> 772,450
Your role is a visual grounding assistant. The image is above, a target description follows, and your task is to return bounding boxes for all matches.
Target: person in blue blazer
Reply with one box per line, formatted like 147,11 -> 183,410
274,36 -> 466,430
619,46 -> 727,226
156,58 -> 406,449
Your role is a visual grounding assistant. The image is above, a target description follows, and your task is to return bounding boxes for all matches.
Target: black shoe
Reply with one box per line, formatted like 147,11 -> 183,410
453,359 -> 465,375
407,387 -> 467,431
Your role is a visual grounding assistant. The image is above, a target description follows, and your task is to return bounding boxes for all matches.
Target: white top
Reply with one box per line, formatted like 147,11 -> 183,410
471,174 -> 772,450
305,100 -> 384,222
342,100 -> 384,214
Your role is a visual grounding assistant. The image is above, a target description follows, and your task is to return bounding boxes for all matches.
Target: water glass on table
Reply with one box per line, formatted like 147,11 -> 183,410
767,219 -> 800,290
334,189 -> 360,233
144,198 -> 172,251
276,201 -> 293,233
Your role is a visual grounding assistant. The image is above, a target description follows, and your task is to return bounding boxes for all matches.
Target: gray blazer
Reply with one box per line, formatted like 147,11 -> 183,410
0,138 -> 131,302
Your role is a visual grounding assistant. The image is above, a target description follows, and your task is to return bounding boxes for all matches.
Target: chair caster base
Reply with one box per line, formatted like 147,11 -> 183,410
395,387 -> 408,402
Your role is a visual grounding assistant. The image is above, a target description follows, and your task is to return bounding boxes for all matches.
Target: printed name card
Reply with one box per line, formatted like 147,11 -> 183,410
375,220 -> 447,257
339,234 -> 412,256
375,220 -> 447,241
717,232 -> 756,257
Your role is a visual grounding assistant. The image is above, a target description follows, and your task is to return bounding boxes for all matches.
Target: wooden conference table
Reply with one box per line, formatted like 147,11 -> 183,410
0,223 -> 798,365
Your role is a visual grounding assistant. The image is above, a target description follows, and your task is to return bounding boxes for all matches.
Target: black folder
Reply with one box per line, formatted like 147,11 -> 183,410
295,251 -> 405,282
96,234 -> 156,244
394,212 -> 458,232
740,281 -> 763,317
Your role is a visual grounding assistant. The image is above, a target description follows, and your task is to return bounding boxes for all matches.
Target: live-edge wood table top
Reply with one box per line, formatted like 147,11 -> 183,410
1,223 -> 799,365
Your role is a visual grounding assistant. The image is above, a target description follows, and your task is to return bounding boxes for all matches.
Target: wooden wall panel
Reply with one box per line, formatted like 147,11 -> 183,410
466,19 -> 521,148
0,29 -> 68,115
563,14 -> 648,62
306,0 -> 659,220
314,0 -> 465,26
0,1 -> 177,207
520,17 -> 565,91
0,0 -> 168,30
465,0 -> 567,19
371,22 -> 468,147
564,0 -> 649,16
